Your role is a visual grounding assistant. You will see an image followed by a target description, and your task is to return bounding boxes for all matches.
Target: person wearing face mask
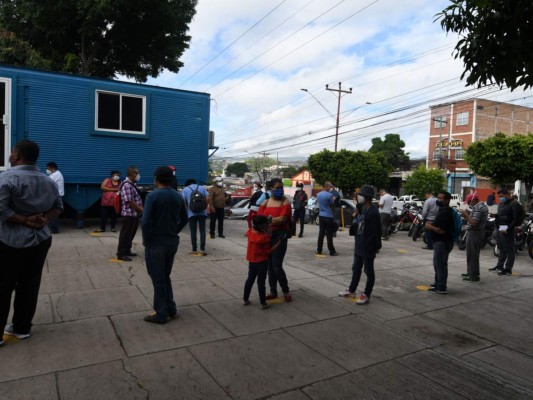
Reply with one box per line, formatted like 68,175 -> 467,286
247,183 -> 263,230
424,191 -> 455,294
315,182 -> 338,256
292,182 -> 308,238
116,166 -> 143,261
489,188 -> 523,275
94,170 -> 121,233
460,193 -> 488,282
46,162 -> 64,233
258,178 -> 293,302
207,177 -> 228,238
339,185 -> 381,304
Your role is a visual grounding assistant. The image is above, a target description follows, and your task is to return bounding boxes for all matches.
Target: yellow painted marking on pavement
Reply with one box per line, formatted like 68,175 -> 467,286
416,285 -> 431,291
2,335 -> 16,344
512,272 -> 520,276
397,249 -> 408,253
267,298 -> 284,304
190,253 -> 203,257
314,254 -> 327,258
89,232 -> 102,237
109,258 -> 122,263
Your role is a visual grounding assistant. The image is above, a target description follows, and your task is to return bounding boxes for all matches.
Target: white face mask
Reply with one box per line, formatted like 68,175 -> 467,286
135,174 -> 141,182
357,195 -> 365,204
46,169 -> 52,175
217,181 -> 223,187
112,175 -> 120,181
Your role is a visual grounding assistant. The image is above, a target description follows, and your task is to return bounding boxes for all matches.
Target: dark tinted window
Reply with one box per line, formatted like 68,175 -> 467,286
122,96 -> 143,132
97,92 -> 120,130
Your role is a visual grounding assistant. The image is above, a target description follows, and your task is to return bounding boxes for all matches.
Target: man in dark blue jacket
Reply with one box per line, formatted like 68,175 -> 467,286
339,185 -> 381,305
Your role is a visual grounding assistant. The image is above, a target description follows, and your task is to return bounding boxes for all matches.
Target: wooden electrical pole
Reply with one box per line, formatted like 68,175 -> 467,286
326,82 -> 352,152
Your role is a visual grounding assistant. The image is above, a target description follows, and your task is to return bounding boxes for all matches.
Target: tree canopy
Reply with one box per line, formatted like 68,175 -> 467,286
368,133 -> 410,171
403,166 -> 446,200
279,166 -> 298,178
308,149 -> 389,197
0,29 -> 51,69
246,156 -> 276,184
226,162 -> 249,178
0,0 -> 197,82
465,133 -> 533,197
437,0 -> 533,91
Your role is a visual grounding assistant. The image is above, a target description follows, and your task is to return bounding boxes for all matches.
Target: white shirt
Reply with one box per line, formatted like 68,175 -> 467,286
379,192 -> 394,214
49,170 -> 65,196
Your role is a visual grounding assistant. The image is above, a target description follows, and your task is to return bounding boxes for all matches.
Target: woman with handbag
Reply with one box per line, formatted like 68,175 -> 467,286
94,170 -> 121,233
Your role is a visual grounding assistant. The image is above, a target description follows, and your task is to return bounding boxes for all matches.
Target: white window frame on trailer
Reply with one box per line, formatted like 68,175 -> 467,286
95,90 -> 146,135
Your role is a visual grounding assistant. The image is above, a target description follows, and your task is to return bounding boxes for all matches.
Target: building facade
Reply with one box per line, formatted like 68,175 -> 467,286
428,98 -> 533,199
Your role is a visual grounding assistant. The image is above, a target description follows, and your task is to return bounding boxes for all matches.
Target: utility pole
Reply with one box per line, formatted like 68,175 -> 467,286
326,82 -> 352,152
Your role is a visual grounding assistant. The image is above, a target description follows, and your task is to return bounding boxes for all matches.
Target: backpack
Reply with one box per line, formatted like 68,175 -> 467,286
188,184 -> 208,213
451,208 -> 463,243
114,181 -> 140,214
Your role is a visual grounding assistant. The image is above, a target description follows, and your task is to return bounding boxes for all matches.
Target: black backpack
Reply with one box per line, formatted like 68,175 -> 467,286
189,185 -> 207,212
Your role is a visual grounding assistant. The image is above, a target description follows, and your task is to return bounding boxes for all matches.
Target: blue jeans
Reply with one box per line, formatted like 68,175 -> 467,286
349,254 -> 375,296
433,240 -> 453,291
268,231 -> 289,295
145,243 -> 179,320
189,215 -> 206,251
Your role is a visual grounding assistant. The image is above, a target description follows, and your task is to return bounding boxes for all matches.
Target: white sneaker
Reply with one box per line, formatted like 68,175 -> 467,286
4,324 -> 31,340
356,294 -> 369,305
338,289 -> 355,298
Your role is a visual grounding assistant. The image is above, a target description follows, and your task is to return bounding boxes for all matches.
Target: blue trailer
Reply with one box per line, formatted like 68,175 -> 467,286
0,64 -> 210,225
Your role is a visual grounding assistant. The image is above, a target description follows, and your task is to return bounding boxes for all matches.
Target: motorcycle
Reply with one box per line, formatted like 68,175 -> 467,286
410,212 -> 425,241
391,203 -> 419,234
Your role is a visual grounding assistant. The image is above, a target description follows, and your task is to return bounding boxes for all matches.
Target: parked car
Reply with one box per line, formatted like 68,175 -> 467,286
225,195 -> 249,217
393,195 -> 423,209
227,199 -> 250,219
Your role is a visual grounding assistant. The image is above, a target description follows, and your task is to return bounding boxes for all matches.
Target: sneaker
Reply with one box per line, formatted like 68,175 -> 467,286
338,289 -> 355,298
488,266 -> 502,272
498,269 -> 512,276
422,246 -> 433,250
298,233 -> 303,238
381,236 -> 388,241
243,300 -> 251,306
4,325 -> 31,340
200,250 -> 207,256
127,252 -> 137,257
218,234 -> 225,238
283,292 -> 292,302
117,256 -> 132,262
428,287 -> 448,294
261,303 -> 271,310
143,314 -> 167,324
329,252 -> 339,256
356,294 -> 370,305
461,273 -> 469,277
210,233 -> 215,239
315,251 -> 323,256
463,275 -> 480,282
265,293 -> 278,300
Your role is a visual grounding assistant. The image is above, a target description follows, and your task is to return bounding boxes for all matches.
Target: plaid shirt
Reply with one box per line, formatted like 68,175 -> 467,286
120,178 -> 142,217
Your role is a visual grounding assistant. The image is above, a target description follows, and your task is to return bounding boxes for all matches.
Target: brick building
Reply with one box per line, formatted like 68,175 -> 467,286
428,98 -> 533,199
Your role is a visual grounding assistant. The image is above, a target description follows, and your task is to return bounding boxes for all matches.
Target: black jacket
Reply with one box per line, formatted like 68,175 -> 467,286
355,204 -> 382,257
496,199 -> 522,232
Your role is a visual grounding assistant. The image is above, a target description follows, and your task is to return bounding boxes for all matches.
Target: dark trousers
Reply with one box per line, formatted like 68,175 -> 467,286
49,196 -> 63,233
466,229 -> 483,277
317,216 -> 336,254
117,216 -> 139,257
268,231 -> 290,295
189,215 -> 206,251
424,220 -> 434,248
349,254 -> 376,296
293,208 -> 306,235
496,230 -> 515,271
145,243 -> 178,320
100,205 -> 118,231
433,240 -> 453,291
243,261 -> 268,304
0,237 -> 52,334
209,207 -> 225,236
380,213 -> 391,239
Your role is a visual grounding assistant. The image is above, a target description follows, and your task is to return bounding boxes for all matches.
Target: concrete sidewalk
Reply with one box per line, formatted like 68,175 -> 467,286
2,219 -> 533,399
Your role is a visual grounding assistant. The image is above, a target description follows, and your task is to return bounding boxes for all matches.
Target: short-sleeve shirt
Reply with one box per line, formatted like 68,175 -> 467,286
317,190 -> 334,218
258,201 -> 292,231
120,178 -> 143,217
182,184 -> 209,218
431,206 -> 454,243
379,193 -> 394,214
467,201 -> 489,231
246,229 -> 271,262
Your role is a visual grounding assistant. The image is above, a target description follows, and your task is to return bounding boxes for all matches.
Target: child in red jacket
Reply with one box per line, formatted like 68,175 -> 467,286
243,215 -> 280,309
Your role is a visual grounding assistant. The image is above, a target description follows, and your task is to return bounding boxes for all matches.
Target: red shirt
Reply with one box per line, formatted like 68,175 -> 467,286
258,201 -> 291,231
246,229 -> 271,262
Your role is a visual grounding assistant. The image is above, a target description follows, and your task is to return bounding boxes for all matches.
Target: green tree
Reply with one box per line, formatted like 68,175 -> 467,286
297,164 -> 309,173
246,156 -> 276,184
0,29 -> 51,69
403,166 -> 446,200
279,166 -> 297,178
308,149 -> 389,197
465,133 -> 533,198
368,133 -> 410,171
0,0 -> 197,82
437,0 -> 533,90
226,162 -> 249,178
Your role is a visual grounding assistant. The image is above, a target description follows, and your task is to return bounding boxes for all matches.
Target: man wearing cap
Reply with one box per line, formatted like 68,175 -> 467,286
489,189 -> 523,275
141,166 -> 188,324
461,193 -> 488,282
208,177 -> 229,238
338,185 -> 381,304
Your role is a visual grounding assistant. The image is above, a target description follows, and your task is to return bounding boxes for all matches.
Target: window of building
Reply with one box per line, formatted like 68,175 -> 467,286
432,149 -> 443,161
434,115 -> 446,128
96,91 -> 145,134
456,111 -> 469,126
455,149 -> 465,160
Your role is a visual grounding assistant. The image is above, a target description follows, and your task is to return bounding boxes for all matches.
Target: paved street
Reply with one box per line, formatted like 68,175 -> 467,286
2,218 -> 533,399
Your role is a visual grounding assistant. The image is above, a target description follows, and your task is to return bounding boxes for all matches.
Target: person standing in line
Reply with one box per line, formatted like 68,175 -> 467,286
243,215 -> 281,310
94,170 -> 121,233
256,180 -> 272,207
461,193 -> 488,282
1,140 -> 63,345
489,188 -> 523,276
292,182 -> 308,238
182,178 -> 208,256
424,191 -> 455,294
315,182 -> 338,256
46,162 -> 64,233
421,191 -> 439,250
116,166 -> 143,261
486,191 -> 496,207
207,177 -> 228,239
258,178 -> 293,302
378,189 -> 393,240
247,183 -> 263,230
339,185 -> 381,304
141,166 -> 188,324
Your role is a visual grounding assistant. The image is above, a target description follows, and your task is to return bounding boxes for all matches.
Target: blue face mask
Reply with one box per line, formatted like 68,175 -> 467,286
499,197 -> 506,203
273,189 -> 284,199
435,200 -> 443,207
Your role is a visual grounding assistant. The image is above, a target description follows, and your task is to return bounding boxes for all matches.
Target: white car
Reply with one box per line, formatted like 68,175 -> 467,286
393,195 -> 423,209
228,199 -> 250,219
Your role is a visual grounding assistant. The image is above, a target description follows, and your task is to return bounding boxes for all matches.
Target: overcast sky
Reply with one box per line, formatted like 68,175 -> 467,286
147,0 -> 533,161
